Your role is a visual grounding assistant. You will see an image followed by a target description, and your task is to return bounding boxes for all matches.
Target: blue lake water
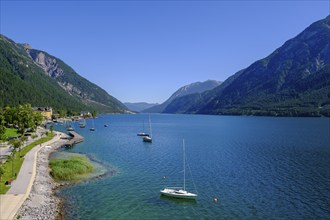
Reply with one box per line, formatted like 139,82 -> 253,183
54,114 -> 330,219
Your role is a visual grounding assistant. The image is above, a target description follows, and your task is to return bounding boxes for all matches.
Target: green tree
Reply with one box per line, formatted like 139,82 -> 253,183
2,104 -> 44,139
12,104 -> 40,135
16,105 -> 26,135
10,139 -> 22,157
0,112 -> 6,140
0,165 -> 5,181
49,125 -> 54,134
91,110 -> 97,118
20,136 -> 28,147
66,109 -> 73,116
58,109 -> 66,118
9,139 -> 22,178
3,106 -> 13,126
32,111 -> 43,130
11,106 -> 19,128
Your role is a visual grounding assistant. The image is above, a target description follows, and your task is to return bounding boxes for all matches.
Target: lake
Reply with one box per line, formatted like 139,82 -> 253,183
54,114 -> 330,219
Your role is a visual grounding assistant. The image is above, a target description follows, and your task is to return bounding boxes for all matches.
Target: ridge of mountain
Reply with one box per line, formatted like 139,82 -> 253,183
143,80 -> 221,113
0,34 -> 127,113
124,102 -> 159,112
163,16 -> 330,117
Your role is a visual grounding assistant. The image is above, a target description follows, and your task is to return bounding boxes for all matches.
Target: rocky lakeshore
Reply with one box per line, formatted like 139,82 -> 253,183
14,136 -> 69,220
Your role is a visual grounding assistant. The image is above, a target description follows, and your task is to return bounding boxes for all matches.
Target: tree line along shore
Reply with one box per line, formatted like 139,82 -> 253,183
0,103 -> 95,194
0,103 -> 96,220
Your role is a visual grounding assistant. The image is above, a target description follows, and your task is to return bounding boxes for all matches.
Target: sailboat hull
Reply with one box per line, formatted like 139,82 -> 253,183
160,140 -> 197,200
137,133 -> 149,136
143,136 -> 152,142
160,188 -> 197,199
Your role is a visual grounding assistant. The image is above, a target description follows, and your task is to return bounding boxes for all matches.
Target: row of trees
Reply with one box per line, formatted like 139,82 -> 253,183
0,104 -> 43,140
0,104 -> 44,181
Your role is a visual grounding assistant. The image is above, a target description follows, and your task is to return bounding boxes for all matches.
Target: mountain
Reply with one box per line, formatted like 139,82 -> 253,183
124,102 -> 159,112
143,80 -> 221,113
164,16 -> 330,117
0,34 -> 127,113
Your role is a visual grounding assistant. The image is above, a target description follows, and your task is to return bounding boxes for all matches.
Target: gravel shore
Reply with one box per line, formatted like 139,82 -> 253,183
14,136 -> 69,220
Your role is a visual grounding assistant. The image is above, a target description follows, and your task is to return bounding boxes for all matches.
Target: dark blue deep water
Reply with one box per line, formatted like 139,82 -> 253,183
55,114 -> 330,219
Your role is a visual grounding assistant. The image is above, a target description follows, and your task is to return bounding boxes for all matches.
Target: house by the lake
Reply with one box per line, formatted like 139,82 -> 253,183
80,111 -> 91,118
32,107 -> 53,119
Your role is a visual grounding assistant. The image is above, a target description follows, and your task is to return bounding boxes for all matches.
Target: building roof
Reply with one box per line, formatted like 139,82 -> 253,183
32,107 -> 52,111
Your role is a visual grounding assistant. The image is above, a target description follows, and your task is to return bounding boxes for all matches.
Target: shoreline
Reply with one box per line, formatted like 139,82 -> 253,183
14,131 -> 110,220
14,135 -> 69,220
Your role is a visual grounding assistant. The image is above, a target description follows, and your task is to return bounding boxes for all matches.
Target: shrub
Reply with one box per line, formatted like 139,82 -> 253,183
49,156 -> 94,180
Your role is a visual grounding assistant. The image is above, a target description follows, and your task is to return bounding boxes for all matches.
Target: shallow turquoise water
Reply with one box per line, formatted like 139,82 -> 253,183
55,114 -> 330,219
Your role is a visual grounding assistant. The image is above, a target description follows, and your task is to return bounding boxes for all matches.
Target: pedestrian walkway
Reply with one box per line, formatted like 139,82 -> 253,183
0,132 -> 61,220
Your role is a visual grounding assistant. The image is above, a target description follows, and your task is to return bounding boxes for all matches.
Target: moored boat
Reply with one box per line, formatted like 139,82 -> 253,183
160,139 -> 197,199
79,119 -> 86,128
90,118 -> 95,131
143,135 -> 152,142
160,188 -> 197,199
142,115 -> 152,143
137,120 -> 148,136
137,132 -> 149,136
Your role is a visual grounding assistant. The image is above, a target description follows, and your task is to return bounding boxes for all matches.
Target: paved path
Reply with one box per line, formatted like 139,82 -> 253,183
0,132 -> 61,220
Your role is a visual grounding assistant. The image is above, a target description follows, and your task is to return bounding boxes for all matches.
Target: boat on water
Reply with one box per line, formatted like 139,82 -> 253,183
160,139 -> 197,199
79,119 -> 86,128
160,188 -> 197,199
143,115 -> 152,143
137,132 -> 149,136
90,118 -> 95,131
66,120 -> 75,131
137,120 -> 149,136
143,135 -> 152,142
104,124 -> 108,127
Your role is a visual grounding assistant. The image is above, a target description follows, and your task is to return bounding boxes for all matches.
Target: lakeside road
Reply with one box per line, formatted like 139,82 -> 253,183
0,132 -> 64,220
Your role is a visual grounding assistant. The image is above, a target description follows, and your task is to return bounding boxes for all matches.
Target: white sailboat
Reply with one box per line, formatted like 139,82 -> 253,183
137,120 -> 149,136
90,118 -> 95,131
79,119 -> 86,128
66,120 -> 74,131
160,139 -> 197,199
143,115 -> 152,142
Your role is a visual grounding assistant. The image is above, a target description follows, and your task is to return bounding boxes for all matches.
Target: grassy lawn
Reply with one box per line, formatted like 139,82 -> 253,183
0,133 -> 54,194
49,155 -> 94,180
0,128 -> 19,143
4,128 -> 19,138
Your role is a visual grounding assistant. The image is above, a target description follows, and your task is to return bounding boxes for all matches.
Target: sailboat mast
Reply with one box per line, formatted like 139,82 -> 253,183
183,139 -> 185,191
143,120 -> 145,133
149,115 -> 152,137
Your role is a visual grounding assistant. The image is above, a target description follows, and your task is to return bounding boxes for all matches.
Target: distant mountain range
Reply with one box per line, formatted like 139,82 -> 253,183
0,35 -> 127,113
1,16 -> 329,117
124,102 -> 159,112
143,80 -> 221,113
162,15 -> 330,117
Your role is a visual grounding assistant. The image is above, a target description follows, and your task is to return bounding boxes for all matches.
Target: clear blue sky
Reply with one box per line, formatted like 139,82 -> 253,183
1,1 -> 329,103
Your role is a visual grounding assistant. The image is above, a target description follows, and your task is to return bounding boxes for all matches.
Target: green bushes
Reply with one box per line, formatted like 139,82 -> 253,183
49,156 -> 94,180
